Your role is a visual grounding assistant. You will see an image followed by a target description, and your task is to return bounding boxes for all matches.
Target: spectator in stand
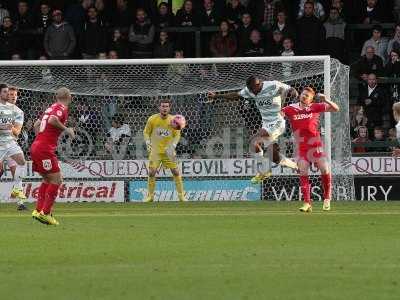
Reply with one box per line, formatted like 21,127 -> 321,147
236,12 -> 255,54
76,102 -> 100,138
199,0 -> 221,26
175,0 -> 199,57
153,30 -> 174,58
296,1 -> 325,55
104,114 -> 131,158
80,7 -> 107,59
351,105 -> 368,138
372,126 -> 388,152
65,0 -> 93,36
297,0 -> 325,20
330,0 -> 346,21
281,37 -> 295,77
0,1 -> 9,26
0,17 -> 19,60
388,127 -> 398,151
242,29 -> 265,56
357,73 -> 387,132
44,10 -> 76,59
247,0 -> 282,29
129,8 -> 155,59
209,20 -> 237,57
267,29 -> 284,56
357,0 -> 383,24
108,50 -> 118,59
111,0 -> 131,34
387,24 -> 400,56
323,7 -> 346,63
11,53 -> 21,60
352,126 -> 370,153
385,49 -> 400,77
15,1 -> 36,59
97,52 -> 107,59
108,28 -> 129,59
225,0 -> 245,29
155,2 -> 175,29
361,25 -> 388,63
94,0 -> 111,27
35,3 -> 52,53
270,10 -> 295,40
353,46 -> 384,80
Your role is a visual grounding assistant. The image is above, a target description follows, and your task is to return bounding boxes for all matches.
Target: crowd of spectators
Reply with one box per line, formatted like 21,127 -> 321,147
2,0 -> 400,154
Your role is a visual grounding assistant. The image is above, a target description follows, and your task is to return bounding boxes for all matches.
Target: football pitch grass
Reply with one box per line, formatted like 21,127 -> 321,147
1,201 -> 400,300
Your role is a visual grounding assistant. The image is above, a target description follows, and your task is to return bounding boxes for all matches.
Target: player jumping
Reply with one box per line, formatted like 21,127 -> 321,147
143,99 -> 186,202
31,88 -> 75,225
0,84 -> 27,209
281,87 -> 340,212
208,76 -> 299,184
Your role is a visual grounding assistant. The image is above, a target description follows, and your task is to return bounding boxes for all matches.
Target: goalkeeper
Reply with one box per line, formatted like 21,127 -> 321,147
143,98 -> 186,202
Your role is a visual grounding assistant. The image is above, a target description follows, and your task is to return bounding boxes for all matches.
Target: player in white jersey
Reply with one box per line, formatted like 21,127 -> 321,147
0,84 -> 27,209
208,76 -> 299,183
392,102 -> 400,157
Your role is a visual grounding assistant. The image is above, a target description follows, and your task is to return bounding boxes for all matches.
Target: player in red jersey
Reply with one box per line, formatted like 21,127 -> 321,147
282,87 -> 340,212
31,87 -> 75,225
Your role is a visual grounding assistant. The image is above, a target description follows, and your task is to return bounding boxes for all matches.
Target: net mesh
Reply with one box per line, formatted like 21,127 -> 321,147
1,58 -> 354,201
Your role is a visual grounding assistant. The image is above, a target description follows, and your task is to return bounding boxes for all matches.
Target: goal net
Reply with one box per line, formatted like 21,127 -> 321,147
0,56 -> 354,202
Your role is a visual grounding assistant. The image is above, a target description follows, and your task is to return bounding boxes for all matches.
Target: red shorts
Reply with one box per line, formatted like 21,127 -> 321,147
297,146 -> 326,163
30,142 -> 60,174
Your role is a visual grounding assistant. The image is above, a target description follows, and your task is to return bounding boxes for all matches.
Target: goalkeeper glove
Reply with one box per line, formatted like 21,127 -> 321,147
165,143 -> 177,159
145,140 -> 152,152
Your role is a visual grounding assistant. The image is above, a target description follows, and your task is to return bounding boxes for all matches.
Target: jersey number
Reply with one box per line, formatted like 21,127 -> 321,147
39,115 -> 49,133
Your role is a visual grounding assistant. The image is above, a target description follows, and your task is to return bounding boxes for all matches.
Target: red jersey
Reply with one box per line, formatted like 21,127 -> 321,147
282,102 -> 329,150
33,102 -> 68,151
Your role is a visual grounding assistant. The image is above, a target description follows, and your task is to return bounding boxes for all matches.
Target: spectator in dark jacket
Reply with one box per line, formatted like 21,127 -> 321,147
110,0 -> 131,34
295,1 -> 325,55
270,10 -> 295,39
356,0 -> 383,24
129,8 -> 155,59
108,28 -> 129,59
0,17 -> 19,60
44,10 -> 76,59
323,7 -> 346,63
80,7 -> 107,59
236,12 -> 256,54
15,1 -> 36,59
199,0 -> 221,26
357,73 -> 388,132
153,30 -> 174,58
65,0 -> 93,36
209,20 -> 237,57
175,0 -> 199,57
94,0 -> 111,27
225,0 -> 245,29
385,50 -> 400,77
248,0 -> 283,28
267,29 -> 284,56
353,46 -> 384,80
242,29 -> 265,56
155,2 -> 174,29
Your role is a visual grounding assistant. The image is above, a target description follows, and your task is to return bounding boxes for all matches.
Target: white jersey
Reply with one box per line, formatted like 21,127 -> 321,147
239,80 -> 291,125
0,101 -> 24,146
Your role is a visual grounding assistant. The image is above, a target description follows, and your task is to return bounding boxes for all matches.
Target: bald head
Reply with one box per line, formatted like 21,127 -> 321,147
56,87 -> 72,105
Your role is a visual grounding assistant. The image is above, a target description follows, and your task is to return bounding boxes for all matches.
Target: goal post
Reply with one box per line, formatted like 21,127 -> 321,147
0,56 -> 354,202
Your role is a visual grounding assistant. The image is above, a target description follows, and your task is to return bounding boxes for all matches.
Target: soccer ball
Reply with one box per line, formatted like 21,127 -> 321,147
171,114 -> 186,130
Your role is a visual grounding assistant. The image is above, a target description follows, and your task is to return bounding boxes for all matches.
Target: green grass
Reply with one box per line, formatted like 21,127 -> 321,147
1,201 -> 400,300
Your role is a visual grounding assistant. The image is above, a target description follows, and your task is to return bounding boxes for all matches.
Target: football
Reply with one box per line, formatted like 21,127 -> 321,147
171,114 -> 186,130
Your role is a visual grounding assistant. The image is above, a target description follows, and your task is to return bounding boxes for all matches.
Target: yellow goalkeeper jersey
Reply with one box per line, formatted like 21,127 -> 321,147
143,114 -> 181,154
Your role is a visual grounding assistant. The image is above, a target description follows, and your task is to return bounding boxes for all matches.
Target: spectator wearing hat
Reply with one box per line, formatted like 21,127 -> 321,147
44,9 -> 76,59
361,24 -> 388,63
295,1 -> 325,55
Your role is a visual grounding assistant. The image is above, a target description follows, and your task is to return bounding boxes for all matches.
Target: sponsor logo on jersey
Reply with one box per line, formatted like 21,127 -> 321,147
156,128 -> 171,137
293,113 -> 313,120
257,98 -> 273,107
